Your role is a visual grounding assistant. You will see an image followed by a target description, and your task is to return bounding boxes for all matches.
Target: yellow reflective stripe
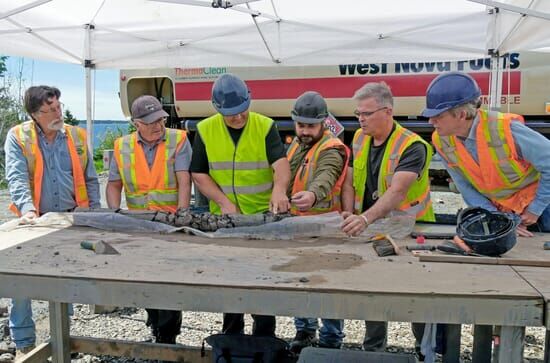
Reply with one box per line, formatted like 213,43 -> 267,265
67,125 -> 88,169
220,182 -> 273,195
165,128 -> 171,188
484,115 -> 517,186
209,161 -> 271,170
120,135 -> 138,193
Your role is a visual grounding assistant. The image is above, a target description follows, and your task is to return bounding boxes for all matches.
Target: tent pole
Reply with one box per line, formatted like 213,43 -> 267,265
85,65 -> 93,152
84,23 -> 94,153
489,51 -> 502,111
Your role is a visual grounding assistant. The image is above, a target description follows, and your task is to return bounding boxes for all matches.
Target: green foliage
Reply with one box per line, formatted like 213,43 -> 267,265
0,56 -> 7,77
0,58 -> 25,188
93,127 -> 126,170
63,109 -> 79,126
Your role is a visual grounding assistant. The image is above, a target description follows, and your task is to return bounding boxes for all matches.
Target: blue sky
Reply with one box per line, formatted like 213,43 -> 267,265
5,57 -> 126,121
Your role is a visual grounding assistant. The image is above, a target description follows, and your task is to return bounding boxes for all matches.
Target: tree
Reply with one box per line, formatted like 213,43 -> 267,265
63,109 -> 79,126
0,56 -> 7,77
0,56 -> 24,188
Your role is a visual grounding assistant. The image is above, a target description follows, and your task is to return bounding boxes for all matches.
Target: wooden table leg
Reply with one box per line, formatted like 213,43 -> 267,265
493,326 -> 524,363
443,324 -> 461,363
49,302 -> 71,363
472,324 -> 493,363
544,329 -> 550,363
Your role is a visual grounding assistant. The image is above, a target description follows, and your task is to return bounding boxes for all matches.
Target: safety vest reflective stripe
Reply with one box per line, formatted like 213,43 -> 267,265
219,182 -> 274,195
209,161 -> 271,170
432,109 -> 539,213
9,121 -> 89,216
114,129 -> 187,212
352,123 -> 435,222
198,112 -> 274,215
287,130 -> 350,216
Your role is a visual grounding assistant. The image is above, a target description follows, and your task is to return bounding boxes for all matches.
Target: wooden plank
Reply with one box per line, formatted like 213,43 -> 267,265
49,302 -> 71,363
0,227 -> 541,299
417,254 -> 550,267
19,342 -> 51,363
511,266 -> 550,327
0,274 -> 543,327
71,336 -> 211,362
494,326 -> 525,363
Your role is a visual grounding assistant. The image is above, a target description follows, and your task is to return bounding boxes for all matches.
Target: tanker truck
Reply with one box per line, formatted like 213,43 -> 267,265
119,51 -> 550,187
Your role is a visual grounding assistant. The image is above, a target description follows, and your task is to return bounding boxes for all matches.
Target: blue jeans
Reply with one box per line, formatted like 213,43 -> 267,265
9,299 -> 73,349
9,299 -> 35,349
294,317 -> 344,348
536,204 -> 550,232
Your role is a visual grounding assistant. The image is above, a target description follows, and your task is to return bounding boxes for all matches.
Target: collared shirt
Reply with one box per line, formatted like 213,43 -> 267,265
108,130 -> 192,181
438,113 -> 550,216
4,124 -> 101,215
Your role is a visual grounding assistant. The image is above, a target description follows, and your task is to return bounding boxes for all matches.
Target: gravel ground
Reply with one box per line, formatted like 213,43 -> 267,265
0,185 -> 546,362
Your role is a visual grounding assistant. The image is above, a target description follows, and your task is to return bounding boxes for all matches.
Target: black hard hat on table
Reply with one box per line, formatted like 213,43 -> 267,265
291,91 -> 328,124
456,207 -> 520,256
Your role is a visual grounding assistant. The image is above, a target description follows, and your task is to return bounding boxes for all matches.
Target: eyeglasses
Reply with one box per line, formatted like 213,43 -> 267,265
353,106 -> 388,119
38,102 -> 64,115
136,117 -> 166,126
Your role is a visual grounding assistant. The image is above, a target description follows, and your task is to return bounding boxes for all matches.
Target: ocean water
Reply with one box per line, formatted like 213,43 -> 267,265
77,120 -> 130,150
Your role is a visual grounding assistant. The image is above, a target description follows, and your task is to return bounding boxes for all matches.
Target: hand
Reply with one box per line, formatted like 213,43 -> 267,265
452,235 -> 472,253
517,223 -> 534,237
520,210 -> 539,226
220,202 -> 239,215
290,191 -> 316,211
19,210 -> 37,225
341,213 -> 368,237
270,190 -> 290,214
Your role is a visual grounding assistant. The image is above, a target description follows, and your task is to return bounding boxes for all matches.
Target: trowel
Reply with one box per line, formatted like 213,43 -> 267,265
80,240 -> 120,255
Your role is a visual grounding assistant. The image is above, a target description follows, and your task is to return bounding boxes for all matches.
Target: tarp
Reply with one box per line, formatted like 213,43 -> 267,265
2,1 -> 550,68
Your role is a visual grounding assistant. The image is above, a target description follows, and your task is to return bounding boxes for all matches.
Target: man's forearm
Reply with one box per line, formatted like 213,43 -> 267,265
364,171 -> 418,223
272,158 -> 290,195
176,171 -> 191,209
192,173 -> 232,207
341,167 -> 354,213
106,181 -> 123,209
364,187 -> 407,223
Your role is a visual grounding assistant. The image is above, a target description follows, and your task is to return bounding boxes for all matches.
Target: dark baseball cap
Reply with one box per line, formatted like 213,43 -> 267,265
131,95 -> 169,123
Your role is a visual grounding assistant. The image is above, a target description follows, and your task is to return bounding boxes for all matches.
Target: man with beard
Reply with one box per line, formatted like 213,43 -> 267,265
4,85 -> 100,358
340,81 -> 434,355
285,91 -> 349,353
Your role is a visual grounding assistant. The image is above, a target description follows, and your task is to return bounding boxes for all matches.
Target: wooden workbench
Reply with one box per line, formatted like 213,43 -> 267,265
0,224 -> 547,362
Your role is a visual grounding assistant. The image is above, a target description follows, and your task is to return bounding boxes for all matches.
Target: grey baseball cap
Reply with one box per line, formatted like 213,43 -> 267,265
131,95 -> 169,123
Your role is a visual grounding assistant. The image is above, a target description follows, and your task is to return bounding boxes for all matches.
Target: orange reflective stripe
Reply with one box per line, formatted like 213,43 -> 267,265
114,129 -> 187,212
8,122 -> 89,215
434,109 -> 539,214
66,127 -> 89,208
290,131 -> 349,216
286,139 -> 300,161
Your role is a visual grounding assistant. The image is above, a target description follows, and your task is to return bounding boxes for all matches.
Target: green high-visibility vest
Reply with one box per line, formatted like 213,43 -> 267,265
198,112 -> 274,215
352,122 -> 435,222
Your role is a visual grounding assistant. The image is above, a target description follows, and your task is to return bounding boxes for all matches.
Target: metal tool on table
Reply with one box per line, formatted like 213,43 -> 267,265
80,240 -> 120,255
406,244 -> 436,251
436,240 -> 484,257
543,241 -> 550,250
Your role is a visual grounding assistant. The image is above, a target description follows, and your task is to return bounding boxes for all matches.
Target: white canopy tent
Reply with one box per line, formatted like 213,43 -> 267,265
1,0 -> 549,149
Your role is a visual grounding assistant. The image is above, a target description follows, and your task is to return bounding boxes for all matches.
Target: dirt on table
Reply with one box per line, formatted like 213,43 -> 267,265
271,250 -> 363,272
